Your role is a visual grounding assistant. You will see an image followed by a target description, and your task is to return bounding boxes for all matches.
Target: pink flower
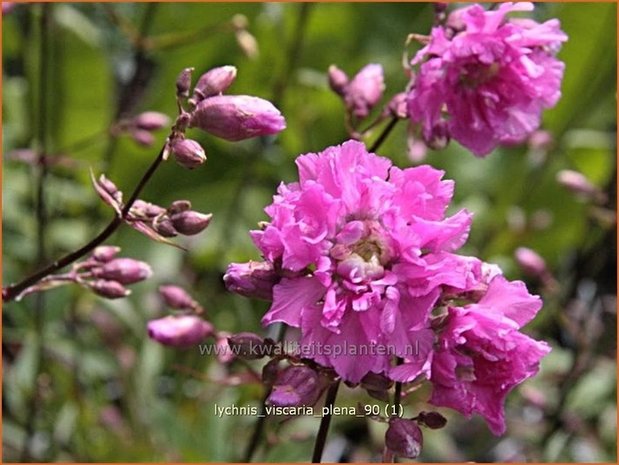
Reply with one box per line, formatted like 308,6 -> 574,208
408,2 -> 567,156
248,140 -> 476,383
429,275 -> 550,435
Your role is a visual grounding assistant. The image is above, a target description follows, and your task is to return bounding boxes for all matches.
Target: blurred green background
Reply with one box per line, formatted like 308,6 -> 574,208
2,2 -> 616,462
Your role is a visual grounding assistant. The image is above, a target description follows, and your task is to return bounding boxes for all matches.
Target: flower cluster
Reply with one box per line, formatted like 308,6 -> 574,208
226,140 -> 549,434
407,2 -> 567,156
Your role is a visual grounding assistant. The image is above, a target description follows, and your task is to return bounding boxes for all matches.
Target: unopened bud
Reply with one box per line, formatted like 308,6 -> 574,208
327,65 -> 349,96
224,261 -> 279,300
528,130 -> 554,151
388,92 -> 409,119
170,211 -> 212,236
344,64 -> 385,118
227,332 -> 271,360
235,29 -> 259,60
385,418 -> 423,459
361,371 -> 394,402
267,366 -> 322,407
514,247 -> 547,277
133,111 -> 170,131
170,138 -> 207,169
96,258 -> 152,284
417,411 -> 447,429
132,200 -> 166,218
176,67 -> 194,98
193,66 -> 237,101
147,315 -> 213,347
92,246 -> 121,263
167,200 -> 192,214
190,95 -> 286,142
90,279 -> 131,299
152,217 -> 178,237
556,169 -> 604,202
159,285 -> 197,310
424,121 -> 450,150
131,129 -> 155,147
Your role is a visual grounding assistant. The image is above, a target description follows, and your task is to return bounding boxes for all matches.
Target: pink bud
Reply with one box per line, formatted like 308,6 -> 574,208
176,67 -> 194,98
528,130 -> 554,151
224,261 -> 279,300
132,200 -> 166,218
147,315 -> 213,347
360,371 -> 393,402
417,411 -> 447,429
385,418 -> 423,459
96,258 -> 152,284
90,280 -> 131,299
556,170 -> 602,199
266,366 -> 322,407
158,285 -> 197,310
344,64 -> 385,118
170,138 -> 206,169
167,200 -> 192,214
227,332 -> 270,360
190,95 -> 286,142
131,129 -> 155,147
193,66 -> 237,101
514,247 -> 547,277
92,246 -> 121,262
407,136 -> 427,163
387,92 -> 409,119
424,121 -> 450,150
170,211 -> 212,236
327,65 -> 349,96
133,111 -> 170,131
152,217 -> 178,237
215,331 -> 235,363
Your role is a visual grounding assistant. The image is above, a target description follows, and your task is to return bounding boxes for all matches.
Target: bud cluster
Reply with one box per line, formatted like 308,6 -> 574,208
17,246 -> 152,301
171,65 -> 286,145
114,111 -> 171,148
91,174 -> 212,246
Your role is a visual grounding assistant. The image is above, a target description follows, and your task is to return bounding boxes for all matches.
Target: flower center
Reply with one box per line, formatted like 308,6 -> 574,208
459,62 -> 500,89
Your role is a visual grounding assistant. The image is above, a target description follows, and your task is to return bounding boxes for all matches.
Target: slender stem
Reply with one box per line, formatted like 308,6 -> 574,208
271,3 -> 313,108
312,380 -> 340,463
369,116 -> 400,153
242,323 -> 287,462
21,5 -> 52,460
3,142 -> 167,303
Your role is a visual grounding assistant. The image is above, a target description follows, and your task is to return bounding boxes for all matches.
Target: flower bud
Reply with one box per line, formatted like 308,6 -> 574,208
224,261 -> 279,300
133,111 -> 170,131
147,315 -> 213,347
387,92 -> 409,119
170,138 -> 206,169
385,418 -> 423,459
556,170 -> 603,200
528,130 -> 554,151
424,121 -> 450,150
152,217 -> 178,237
176,67 -> 194,98
266,365 -> 322,407
360,371 -> 394,402
190,95 -> 286,142
167,200 -> 192,215
132,200 -> 166,218
131,129 -> 155,147
344,64 -> 385,118
193,66 -> 237,101
90,279 -> 131,299
227,332 -> 270,360
170,211 -> 212,236
159,285 -> 197,310
417,411 -> 447,429
96,258 -> 153,284
514,247 -> 547,278
92,246 -> 121,263
327,65 -> 349,96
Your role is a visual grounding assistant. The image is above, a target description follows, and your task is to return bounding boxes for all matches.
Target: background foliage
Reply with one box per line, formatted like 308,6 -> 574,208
2,2 -> 616,462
